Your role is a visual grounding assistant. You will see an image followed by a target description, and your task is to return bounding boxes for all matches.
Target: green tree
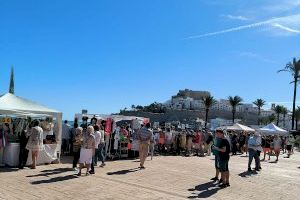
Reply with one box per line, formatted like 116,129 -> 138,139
228,96 -> 243,124
273,105 -> 283,126
201,95 -> 216,128
135,105 -> 143,110
295,107 -> 300,130
253,98 -> 266,125
131,104 -> 136,111
268,114 -> 276,124
278,57 -> 300,129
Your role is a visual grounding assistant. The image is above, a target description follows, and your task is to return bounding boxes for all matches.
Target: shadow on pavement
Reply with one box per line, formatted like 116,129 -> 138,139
269,161 -> 278,164
31,175 -> 78,185
187,181 -> 222,199
0,167 -> 19,173
238,170 -> 258,178
27,168 -> 72,177
107,168 -> 140,175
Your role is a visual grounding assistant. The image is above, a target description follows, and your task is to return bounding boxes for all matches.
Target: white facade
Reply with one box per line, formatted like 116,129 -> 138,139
212,99 -> 231,111
261,110 -> 274,117
164,96 -> 275,117
170,97 -> 194,110
191,100 -> 205,110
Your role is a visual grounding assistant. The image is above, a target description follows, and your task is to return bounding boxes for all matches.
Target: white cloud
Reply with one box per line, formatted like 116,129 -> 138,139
264,0 -> 300,12
185,14 -> 300,39
237,52 -> 276,63
272,23 -> 300,34
223,14 -> 250,21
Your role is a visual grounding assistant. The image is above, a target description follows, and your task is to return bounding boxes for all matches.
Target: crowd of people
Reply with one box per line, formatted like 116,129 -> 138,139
21,119 -> 300,187
61,120 -> 154,175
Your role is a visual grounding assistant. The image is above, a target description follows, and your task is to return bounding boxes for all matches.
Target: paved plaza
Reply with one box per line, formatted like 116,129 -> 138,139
1,152 -> 300,200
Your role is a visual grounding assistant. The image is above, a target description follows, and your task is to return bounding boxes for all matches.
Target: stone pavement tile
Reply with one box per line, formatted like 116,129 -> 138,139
1,151 -> 300,200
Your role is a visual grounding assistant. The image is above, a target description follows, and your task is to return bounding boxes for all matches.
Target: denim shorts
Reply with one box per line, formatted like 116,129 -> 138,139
219,159 -> 229,172
215,155 -> 220,170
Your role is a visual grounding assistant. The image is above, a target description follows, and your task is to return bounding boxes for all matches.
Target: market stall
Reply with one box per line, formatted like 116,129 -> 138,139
225,123 -> 255,132
259,123 -> 289,136
0,93 -> 62,167
74,113 -> 149,159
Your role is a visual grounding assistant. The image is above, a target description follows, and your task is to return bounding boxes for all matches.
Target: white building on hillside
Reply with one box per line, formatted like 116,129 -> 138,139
212,99 -> 231,111
191,100 -> 205,110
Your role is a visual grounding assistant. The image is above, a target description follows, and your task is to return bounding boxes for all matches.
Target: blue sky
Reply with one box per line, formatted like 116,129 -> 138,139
1,0 -> 300,120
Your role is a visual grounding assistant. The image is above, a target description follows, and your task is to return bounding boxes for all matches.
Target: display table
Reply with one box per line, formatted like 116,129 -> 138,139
27,144 -> 59,166
3,143 -> 20,167
2,143 -> 60,167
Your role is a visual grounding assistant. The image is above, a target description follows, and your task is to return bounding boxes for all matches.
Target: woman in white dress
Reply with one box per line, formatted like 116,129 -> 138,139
77,126 -> 95,176
26,120 -> 44,169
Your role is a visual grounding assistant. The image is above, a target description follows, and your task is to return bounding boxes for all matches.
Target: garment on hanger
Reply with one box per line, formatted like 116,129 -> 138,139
114,127 -> 120,150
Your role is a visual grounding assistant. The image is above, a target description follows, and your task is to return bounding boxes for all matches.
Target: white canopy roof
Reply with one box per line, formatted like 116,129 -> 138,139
225,123 -> 255,132
0,93 -> 63,143
0,93 -> 61,115
75,113 -> 149,123
259,123 -> 288,136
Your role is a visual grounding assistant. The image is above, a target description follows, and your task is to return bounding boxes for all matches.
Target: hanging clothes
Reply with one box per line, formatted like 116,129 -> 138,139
105,118 -> 112,134
114,127 -> 120,150
0,125 -> 9,149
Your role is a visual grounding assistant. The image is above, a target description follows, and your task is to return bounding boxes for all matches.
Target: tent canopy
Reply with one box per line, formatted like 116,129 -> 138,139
225,123 -> 255,132
0,93 -> 62,142
0,93 -> 60,115
259,123 -> 288,136
75,113 -> 149,124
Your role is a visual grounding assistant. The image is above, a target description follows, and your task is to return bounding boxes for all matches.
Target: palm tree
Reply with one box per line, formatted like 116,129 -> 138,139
253,98 -> 266,125
131,104 -> 136,111
281,107 -> 288,127
273,105 -> 283,126
201,95 -> 216,128
268,114 -> 276,124
295,107 -> 300,130
228,96 -> 243,124
278,57 -> 300,129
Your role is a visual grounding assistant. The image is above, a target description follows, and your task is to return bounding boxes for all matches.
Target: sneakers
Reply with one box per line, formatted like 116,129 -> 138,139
100,163 -> 106,168
139,165 -> 146,170
219,183 -> 230,188
89,171 -> 95,174
210,177 -> 219,181
248,168 -> 252,172
72,167 -> 78,171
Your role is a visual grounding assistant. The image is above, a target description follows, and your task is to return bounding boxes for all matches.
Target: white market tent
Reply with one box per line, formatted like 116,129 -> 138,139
225,123 -> 255,132
75,113 -> 149,124
0,93 -> 62,143
259,123 -> 289,136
